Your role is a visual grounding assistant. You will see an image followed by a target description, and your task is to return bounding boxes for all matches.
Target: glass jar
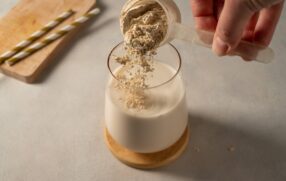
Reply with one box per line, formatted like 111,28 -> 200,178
105,42 -> 188,153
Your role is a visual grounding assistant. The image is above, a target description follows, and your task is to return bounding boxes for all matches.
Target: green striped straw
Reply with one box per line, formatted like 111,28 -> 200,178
0,9 -> 75,64
6,8 -> 100,66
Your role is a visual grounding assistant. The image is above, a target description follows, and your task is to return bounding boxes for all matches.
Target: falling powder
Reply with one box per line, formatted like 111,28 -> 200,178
114,2 -> 168,110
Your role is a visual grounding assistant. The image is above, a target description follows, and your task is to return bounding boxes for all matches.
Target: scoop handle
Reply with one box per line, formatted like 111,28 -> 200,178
172,23 -> 274,63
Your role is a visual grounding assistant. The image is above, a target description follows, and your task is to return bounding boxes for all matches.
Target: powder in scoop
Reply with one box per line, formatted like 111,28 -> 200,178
121,2 -> 167,56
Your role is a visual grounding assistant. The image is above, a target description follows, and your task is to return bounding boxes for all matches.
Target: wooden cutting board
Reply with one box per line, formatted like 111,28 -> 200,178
0,0 -> 96,83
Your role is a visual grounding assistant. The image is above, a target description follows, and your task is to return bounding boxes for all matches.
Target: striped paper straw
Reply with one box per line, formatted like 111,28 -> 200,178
0,9 -> 75,64
6,8 -> 100,66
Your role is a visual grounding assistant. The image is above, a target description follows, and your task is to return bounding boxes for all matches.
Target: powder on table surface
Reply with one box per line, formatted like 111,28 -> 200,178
227,145 -> 235,152
194,146 -> 200,153
113,1 -> 168,110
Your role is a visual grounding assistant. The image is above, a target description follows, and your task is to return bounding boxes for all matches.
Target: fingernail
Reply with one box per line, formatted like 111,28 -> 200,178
212,37 -> 230,56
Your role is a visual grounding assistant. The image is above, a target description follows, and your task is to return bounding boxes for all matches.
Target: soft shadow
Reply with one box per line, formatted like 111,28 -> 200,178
35,0 -> 115,83
0,73 -> 6,84
157,113 -> 286,181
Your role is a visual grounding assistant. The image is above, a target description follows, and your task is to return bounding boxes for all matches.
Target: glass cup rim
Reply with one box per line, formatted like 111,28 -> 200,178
107,42 -> 182,89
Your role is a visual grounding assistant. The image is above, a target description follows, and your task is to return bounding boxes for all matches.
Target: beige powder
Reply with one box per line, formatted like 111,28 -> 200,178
122,2 -> 167,56
114,2 -> 167,110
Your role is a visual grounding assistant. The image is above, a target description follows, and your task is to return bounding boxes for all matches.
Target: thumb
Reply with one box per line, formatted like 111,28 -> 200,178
213,0 -> 283,56
212,0 -> 254,56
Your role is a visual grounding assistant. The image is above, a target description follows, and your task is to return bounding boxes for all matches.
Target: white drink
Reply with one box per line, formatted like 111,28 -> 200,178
105,61 -> 188,153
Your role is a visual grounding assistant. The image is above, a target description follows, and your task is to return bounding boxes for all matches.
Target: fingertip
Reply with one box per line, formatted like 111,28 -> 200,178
253,2 -> 284,46
242,57 -> 253,62
214,0 -> 254,51
212,36 -> 231,56
253,30 -> 271,46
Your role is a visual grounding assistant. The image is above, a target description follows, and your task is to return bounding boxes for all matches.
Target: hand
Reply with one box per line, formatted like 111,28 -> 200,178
190,0 -> 284,59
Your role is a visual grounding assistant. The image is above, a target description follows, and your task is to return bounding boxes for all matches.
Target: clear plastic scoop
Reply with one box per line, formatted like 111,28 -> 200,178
120,0 -> 274,63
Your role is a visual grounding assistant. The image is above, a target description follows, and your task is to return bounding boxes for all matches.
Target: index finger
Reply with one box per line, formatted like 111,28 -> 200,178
190,0 -> 217,31
254,1 -> 284,46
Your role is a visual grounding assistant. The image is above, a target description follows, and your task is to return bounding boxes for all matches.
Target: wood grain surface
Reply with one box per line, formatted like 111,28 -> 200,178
0,0 -> 96,83
104,126 -> 190,169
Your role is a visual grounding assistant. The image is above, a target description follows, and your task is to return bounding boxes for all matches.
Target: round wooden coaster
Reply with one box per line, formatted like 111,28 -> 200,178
104,126 -> 190,169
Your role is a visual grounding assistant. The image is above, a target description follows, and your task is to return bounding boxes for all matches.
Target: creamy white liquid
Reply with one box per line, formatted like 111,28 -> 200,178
105,61 -> 188,153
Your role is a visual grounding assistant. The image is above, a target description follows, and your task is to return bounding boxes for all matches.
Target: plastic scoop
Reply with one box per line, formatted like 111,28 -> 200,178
120,0 -> 274,63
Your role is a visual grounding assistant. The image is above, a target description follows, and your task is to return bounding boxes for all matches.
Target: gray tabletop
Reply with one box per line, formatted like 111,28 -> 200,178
1,0 -> 286,181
